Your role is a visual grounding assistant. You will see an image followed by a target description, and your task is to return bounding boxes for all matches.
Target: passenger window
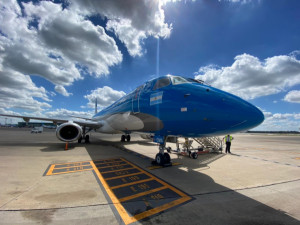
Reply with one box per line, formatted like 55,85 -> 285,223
153,77 -> 171,90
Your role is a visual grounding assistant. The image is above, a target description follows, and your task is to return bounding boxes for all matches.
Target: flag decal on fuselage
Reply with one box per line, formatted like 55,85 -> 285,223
150,91 -> 163,106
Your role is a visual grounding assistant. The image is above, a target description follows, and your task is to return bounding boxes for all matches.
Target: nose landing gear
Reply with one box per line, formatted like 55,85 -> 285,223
153,142 -> 172,166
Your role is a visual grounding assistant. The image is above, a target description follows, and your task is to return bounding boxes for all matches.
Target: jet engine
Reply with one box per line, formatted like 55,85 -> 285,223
56,122 -> 82,142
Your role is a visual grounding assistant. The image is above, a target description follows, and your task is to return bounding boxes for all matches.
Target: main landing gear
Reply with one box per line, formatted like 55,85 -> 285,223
78,134 -> 89,143
121,134 -> 131,142
78,126 -> 91,144
153,142 -> 172,167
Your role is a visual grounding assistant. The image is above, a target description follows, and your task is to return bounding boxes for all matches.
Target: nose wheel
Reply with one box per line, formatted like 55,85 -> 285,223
154,143 -> 172,166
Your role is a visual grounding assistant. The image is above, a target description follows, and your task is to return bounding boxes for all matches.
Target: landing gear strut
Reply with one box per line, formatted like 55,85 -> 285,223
121,134 -> 131,142
78,126 -> 91,144
78,134 -> 90,143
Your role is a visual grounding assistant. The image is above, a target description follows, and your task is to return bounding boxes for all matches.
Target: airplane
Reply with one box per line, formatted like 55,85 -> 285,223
0,75 -> 264,166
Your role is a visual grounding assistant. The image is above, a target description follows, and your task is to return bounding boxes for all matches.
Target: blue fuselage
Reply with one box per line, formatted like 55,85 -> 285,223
93,76 -> 264,138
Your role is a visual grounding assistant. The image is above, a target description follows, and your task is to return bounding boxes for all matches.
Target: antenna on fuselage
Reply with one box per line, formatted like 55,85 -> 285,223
95,98 -> 98,114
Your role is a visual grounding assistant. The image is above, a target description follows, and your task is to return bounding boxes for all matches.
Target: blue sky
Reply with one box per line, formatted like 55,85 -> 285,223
0,0 -> 300,131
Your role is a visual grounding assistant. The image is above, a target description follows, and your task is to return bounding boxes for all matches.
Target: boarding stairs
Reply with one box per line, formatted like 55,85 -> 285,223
193,137 -> 223,153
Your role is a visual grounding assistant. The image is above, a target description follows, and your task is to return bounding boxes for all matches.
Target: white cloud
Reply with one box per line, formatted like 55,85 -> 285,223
0,108 -> 21,124
283,90 -> 300,103
0,0 -> 123,113
262,110 -> 272,118
0,1 -> 83,86
84,86 -> 126,109
0,70 -> 51,111
106,19 -> 147,57
255,110 -> 300,131
0,0 -> 172,113
44,109 -> 94,120
70,0 -> 172,57
195,52 -> 300,100
54,85 -> 72,97
23,1 -> 123,78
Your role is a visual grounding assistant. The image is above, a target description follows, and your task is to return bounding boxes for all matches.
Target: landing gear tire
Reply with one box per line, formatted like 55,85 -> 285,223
85,135 -> 90,143
78,137 -> 82,143
121,135 -> 126,142
191,152 -> 198,159
163,153 -> 171,164
155,153 -> 165,166
126,135 -> 131,142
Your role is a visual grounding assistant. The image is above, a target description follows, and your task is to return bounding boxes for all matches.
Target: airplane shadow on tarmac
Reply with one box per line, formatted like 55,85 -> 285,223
83,136 -> 300,225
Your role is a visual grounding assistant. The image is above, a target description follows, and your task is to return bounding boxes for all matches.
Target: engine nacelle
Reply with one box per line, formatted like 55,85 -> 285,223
56,122 -> 82,142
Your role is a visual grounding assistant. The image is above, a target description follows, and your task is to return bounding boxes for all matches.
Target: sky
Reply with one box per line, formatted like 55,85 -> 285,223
0,0 -> 300,131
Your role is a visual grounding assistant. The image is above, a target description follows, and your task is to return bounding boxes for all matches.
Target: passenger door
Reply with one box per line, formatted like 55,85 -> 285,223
132,85 -> 144,113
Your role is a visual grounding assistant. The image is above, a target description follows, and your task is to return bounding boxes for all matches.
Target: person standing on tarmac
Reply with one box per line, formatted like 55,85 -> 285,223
223,134 -> 234,154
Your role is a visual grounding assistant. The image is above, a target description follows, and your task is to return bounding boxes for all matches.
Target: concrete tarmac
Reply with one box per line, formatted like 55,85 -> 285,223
0,127 -> 299,225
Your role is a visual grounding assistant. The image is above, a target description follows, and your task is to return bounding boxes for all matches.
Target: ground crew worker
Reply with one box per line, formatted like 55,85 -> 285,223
223,134 -> 234,153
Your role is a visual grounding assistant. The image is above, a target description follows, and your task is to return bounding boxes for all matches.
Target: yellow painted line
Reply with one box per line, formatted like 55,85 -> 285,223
104,172 -> 144,181
96,163 -> 128,169
147,162 -> 182,170
133,196 -> 192,222
45,158 -> 192,224
295,157 -> 300,160
146,165 -> 162,170
122,158 -> 189,198
119,186 -> 168,203
92,158 -> 192,224
46,164 -> 56,176
100,167 -> 134,174
94,160 -> 123,165
51,168 -> 93,175
110,178 -> 154,190
90,161 -> 135,225
53,164 -> 92,170
50,160 -> 92,166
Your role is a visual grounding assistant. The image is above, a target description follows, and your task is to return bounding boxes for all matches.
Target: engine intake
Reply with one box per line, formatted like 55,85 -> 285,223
56,122 -> 82,142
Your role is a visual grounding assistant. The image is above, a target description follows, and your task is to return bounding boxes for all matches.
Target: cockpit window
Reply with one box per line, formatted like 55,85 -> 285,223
186,78 -> 204,84
143,81 -> 153,92
171,76 -> 190,85
153,77 -> 171,90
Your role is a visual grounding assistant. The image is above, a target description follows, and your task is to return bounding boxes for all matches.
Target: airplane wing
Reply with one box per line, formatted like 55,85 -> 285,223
69,116 -> 94,121
0,114 -> 103,129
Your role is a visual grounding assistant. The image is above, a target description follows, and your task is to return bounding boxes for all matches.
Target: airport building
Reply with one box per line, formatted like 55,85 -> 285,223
17,122 -> 56,128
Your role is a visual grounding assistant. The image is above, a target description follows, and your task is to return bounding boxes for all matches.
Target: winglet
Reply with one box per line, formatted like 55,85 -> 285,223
95,98 -> 98,115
